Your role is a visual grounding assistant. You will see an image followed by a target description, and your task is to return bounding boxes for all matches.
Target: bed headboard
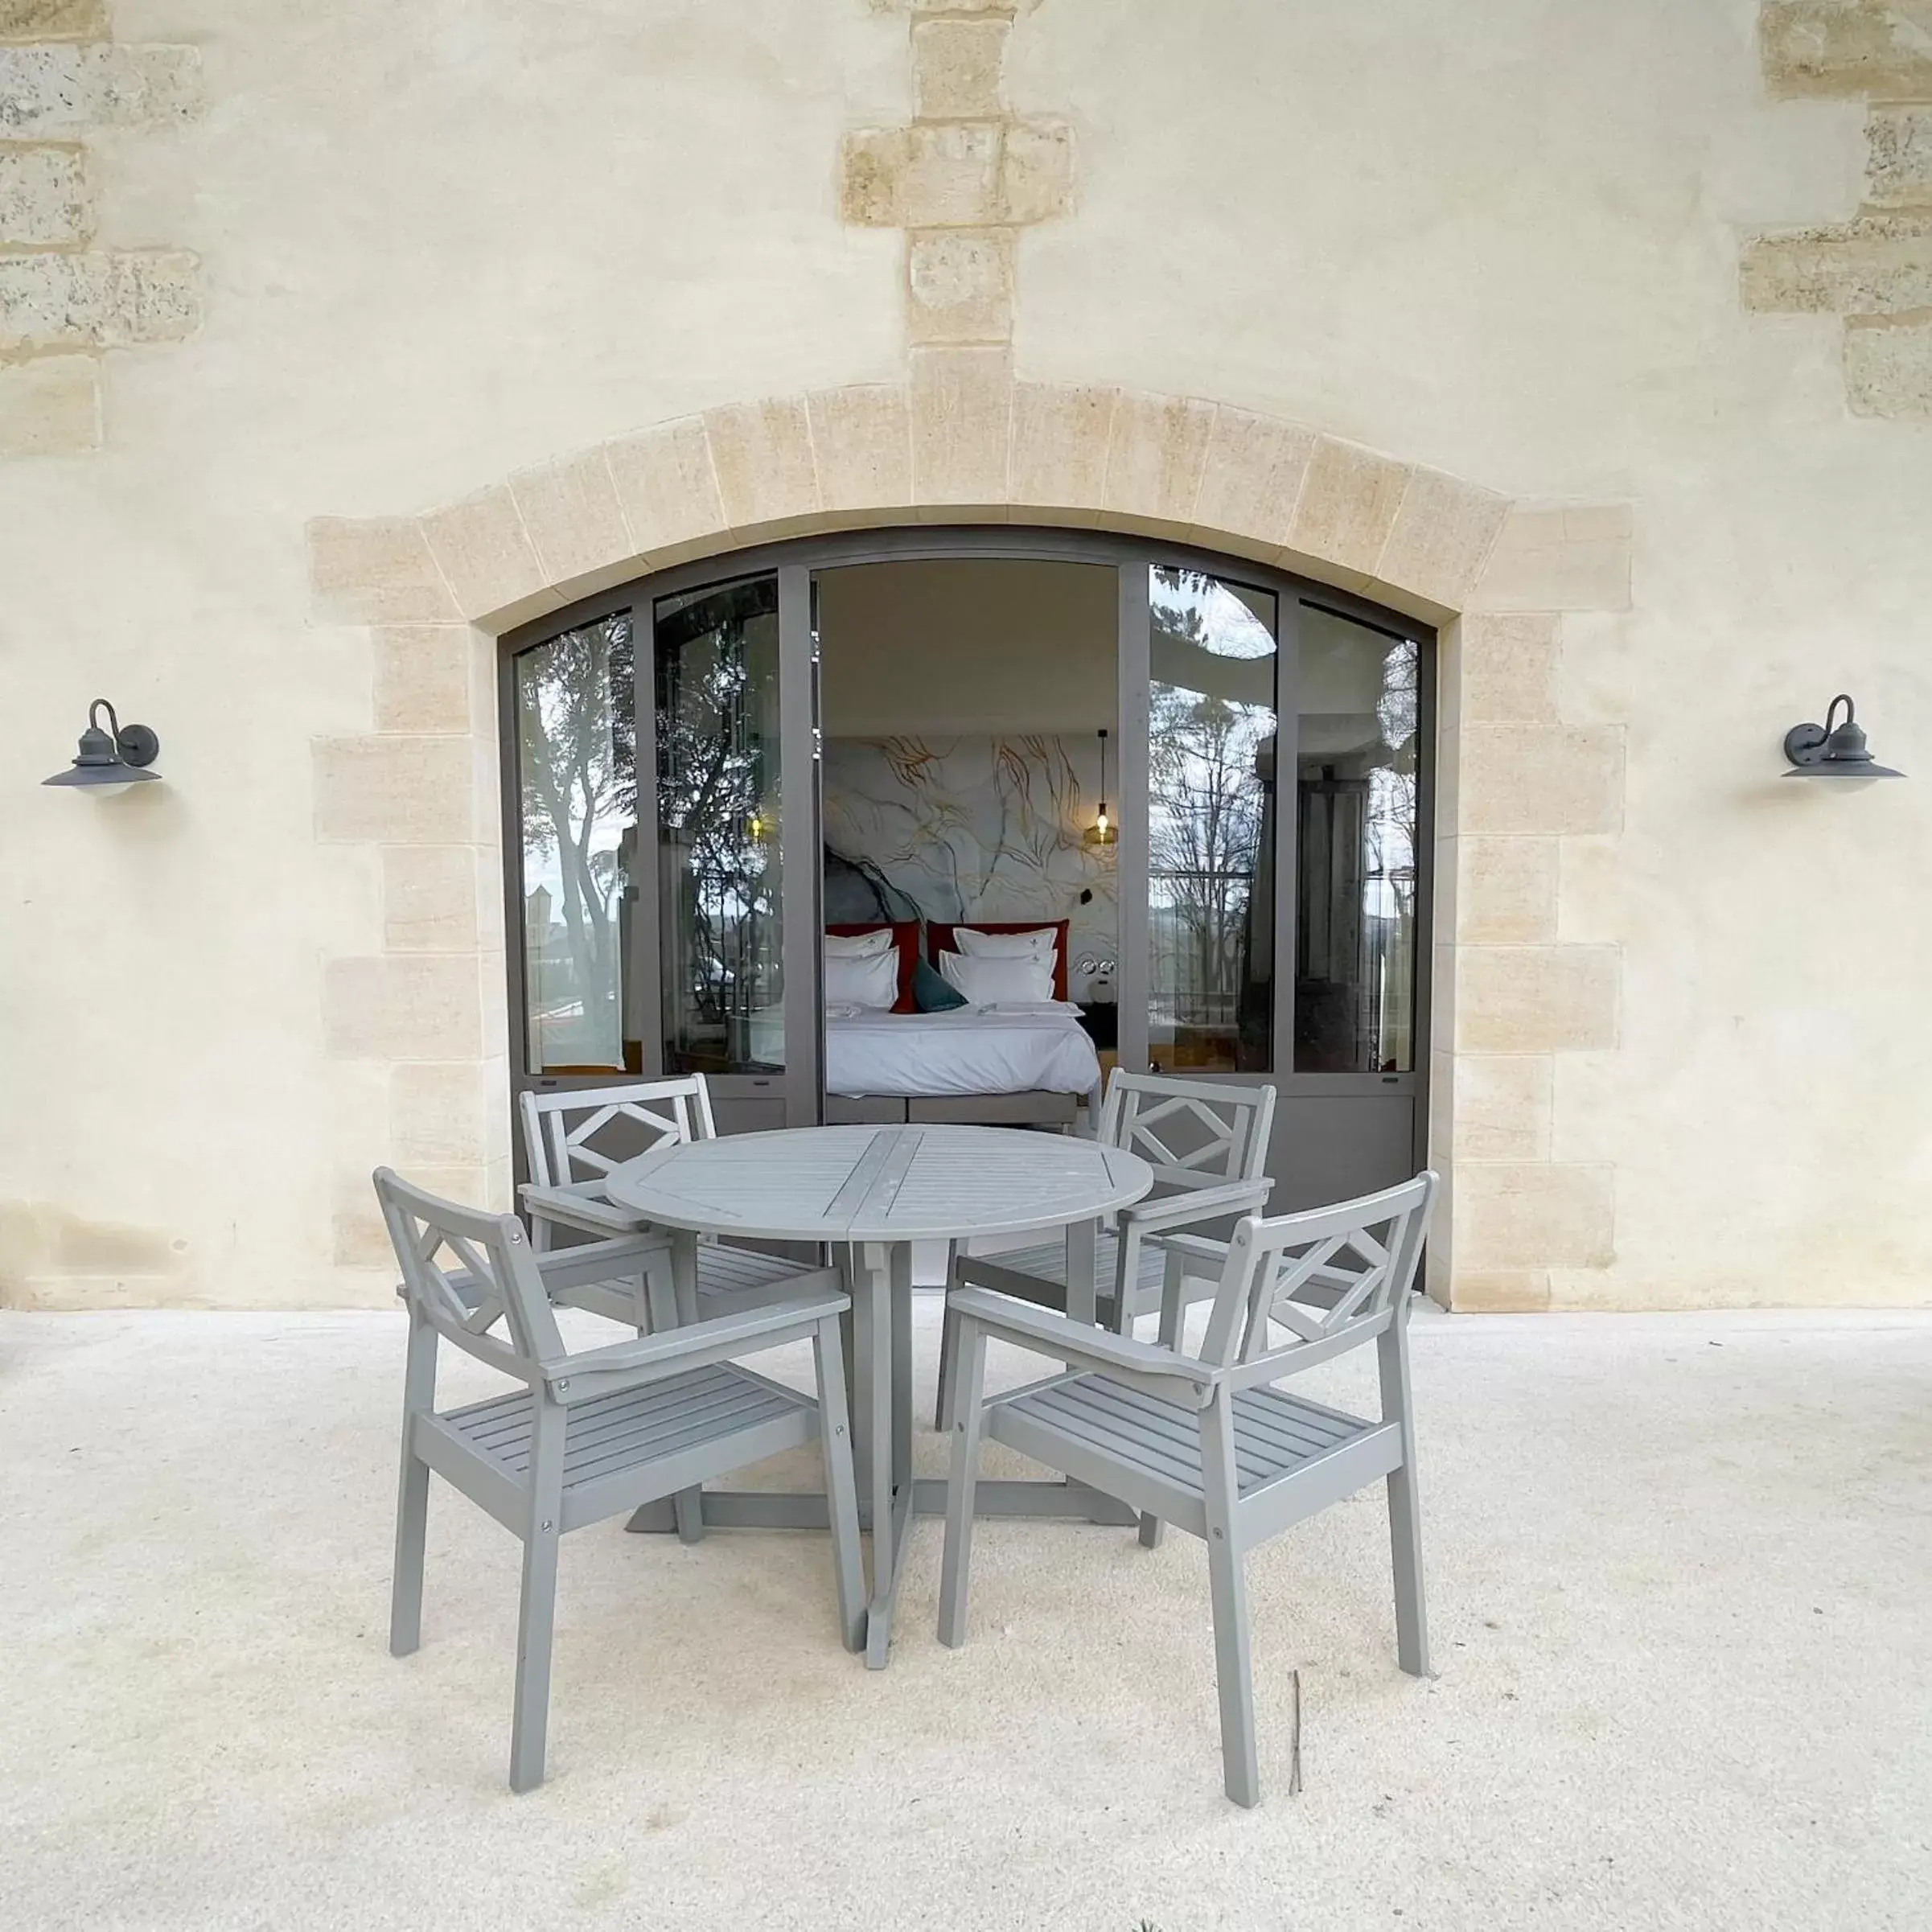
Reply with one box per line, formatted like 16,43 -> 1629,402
927,920 -> 1071,1002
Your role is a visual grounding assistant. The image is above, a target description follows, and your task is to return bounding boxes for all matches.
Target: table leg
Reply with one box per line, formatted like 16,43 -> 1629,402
668,1231 -> 704,1544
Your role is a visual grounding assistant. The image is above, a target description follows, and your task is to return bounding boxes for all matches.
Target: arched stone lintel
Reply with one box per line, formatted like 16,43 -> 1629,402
307,376 -> 1519,633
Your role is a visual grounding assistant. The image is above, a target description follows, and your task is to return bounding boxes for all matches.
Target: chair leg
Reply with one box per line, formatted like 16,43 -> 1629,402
668,1233 -> 704,1544
935,1318 -> 989,1650
1202,1397 -> 1260,1807
1379,1321 -> 1430,1677
812,1314 -> 867,1653
933,1240 -> 961,1433
390,1313 -> 438,1657
508,1415 -> 566,1794
1138,1251 -> 1188,1551
390,1434 -> 430,1657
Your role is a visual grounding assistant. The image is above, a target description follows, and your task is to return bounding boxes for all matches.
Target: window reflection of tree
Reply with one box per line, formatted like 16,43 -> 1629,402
1149,571 -> 1274,1070
517,615 -> 635,1067
654,579 -> 778,1046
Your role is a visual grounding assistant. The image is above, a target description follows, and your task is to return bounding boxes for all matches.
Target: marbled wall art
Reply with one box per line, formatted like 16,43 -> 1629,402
822,734 -> 1118,986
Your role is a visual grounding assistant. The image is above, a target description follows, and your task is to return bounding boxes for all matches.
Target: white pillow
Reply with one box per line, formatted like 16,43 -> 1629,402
939,950 -> 1054,1005
824,949 -> 899,1009
824,927 -> 895,958
955,924 -> 1058,961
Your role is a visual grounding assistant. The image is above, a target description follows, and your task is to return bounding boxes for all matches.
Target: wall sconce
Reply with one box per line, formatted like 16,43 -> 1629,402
1782,695 -> 1903,781
43,699 -> 162,793
1083,726 -> 1118,847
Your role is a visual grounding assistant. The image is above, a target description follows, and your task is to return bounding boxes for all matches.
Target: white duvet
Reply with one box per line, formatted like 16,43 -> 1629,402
751,1002 -> 1102,1100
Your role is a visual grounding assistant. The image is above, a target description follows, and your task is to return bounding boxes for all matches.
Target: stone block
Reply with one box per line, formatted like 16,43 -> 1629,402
868,0 -> 1041,15
0,0 -> 103,40
390,1063 -> 496,1168
1192,406 -> 1314,550
605,415 -> 728,557
911,16 -> 1007,120
372,627 -> 472,734
1450,1270 -> 1552,1313
382,846 -> 480,953
0,249 -> 197,348
1374,466 -> 1511,610
1455,1162 -> 1614,1271
1845,314 -> 1932,416
323,955 -> 483,1061
1456,944 -> 1621,1054
909,344 -> 1011,504
313,735 -> 476,846
0,142 -> 88,244
1458,612 -> 1560,721
0,351 -> 95,454
1285,437 -> 1412,576
1456,836 -> 1559,943
906,227 -> 1013,343
1740,214 -> 1932,314
420,486 -> 548,623
1474,504 -> 1632,612
1460,723 -> 1625,837
1000,117 -> 1075,223
1100,389 -> 1214,527
1453,1054 -> 1553,1161
307,516 -> 458,623
1009,379 -> 1115,512
1866,105 -> 1932,206
0,44 -> 200,134
841,122 -> 1001,228
509,448 -> 632,589
1761,2 -> 1932,100
705,397 -> 821,528
806,382 -> 911,510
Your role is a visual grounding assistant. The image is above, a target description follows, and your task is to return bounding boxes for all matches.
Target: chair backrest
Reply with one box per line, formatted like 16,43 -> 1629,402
1196,1171 -> 1437,1373
519,1075 -> 718,1190
1098,1071 -> 1276,1196
375,1167 -> 565,1375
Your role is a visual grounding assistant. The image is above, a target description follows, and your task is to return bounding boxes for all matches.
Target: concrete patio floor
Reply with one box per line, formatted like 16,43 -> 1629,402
2,1301 -> 1928,1932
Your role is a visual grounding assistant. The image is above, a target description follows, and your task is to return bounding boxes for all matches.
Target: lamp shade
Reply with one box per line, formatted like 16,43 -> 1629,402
43,701 -> 162,789
1782,696 -> 1902,780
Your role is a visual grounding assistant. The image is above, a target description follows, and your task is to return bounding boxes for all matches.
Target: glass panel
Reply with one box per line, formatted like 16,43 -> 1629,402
654,575 -> 785,1075
515,611 -> 637,1075
1147,566 -> 1278,1074
1294,606 -> 1420,1073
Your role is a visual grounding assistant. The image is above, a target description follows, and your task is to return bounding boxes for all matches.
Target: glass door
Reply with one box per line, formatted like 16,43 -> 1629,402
508,564 -> 821,1139
1116,561 -> 1428,1208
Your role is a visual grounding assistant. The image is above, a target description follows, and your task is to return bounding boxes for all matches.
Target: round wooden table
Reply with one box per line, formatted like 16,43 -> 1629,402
605,1123 -> 1153,1664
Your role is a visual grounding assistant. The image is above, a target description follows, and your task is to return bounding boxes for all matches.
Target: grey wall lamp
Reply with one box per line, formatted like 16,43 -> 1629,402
1782,695 -> 1902,781
43,698 -> 162,792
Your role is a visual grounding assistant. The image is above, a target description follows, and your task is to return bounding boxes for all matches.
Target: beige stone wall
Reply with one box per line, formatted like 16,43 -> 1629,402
2,0 -> 1929,1311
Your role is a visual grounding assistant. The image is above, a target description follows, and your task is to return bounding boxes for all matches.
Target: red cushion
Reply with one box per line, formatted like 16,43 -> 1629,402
826,922 -> 919,1013
927,919 -> 1070,1001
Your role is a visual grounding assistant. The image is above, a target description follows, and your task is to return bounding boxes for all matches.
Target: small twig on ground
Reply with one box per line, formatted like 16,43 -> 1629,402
1288,1667 -> 1304,1795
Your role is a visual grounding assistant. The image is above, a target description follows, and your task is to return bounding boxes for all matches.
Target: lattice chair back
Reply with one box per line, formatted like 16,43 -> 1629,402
1197,1171 -> 1437,1374
375,1166 -> 565,1375
519,1075 -> 719,1190
1097,1071 -> 1276,1200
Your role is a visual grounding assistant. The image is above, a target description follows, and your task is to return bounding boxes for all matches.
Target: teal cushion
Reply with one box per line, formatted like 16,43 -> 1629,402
912,957 -> 968,1011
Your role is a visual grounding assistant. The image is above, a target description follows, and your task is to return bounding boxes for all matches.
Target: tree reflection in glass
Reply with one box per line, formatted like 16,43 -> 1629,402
516,613 -> 636,1074
653,576 -> 784,1074
1148,568 -> 1278,1074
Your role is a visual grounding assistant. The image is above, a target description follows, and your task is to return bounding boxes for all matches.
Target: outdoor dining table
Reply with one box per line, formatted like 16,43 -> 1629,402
603,1121 -> 1154,1665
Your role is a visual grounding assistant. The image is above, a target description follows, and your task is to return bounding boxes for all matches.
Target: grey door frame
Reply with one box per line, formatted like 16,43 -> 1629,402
498,525 -> 1435,1184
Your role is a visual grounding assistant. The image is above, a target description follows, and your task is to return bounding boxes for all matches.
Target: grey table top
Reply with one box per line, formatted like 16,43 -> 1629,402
603,1123 -> 1153,1244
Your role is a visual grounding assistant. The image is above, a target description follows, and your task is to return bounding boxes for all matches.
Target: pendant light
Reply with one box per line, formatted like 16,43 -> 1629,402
1084,727 -> 1117,847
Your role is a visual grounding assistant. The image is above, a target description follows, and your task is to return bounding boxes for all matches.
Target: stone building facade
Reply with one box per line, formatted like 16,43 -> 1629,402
3,0 -> 1929,1311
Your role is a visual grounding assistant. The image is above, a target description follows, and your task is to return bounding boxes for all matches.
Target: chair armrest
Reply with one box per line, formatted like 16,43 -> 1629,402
520,1180 -> 660,1239
1160,1231 -> 1232,1271
541,1289 -> 850,1401
529,1234 -> 668,1298
945,1285 -> 1219,1405
1118,1178 -> 1272,1234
